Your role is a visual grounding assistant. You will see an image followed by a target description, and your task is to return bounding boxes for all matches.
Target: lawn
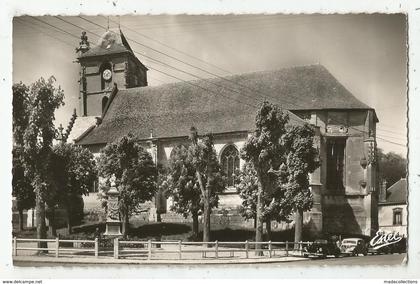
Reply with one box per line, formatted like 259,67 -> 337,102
13,220 -> 313,242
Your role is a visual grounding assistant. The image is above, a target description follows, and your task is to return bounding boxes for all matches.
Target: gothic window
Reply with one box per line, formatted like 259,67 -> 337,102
326,138 -> 346,192
221,145 -> 240,187
393,208 -> 403,225
102,96 -> 109,113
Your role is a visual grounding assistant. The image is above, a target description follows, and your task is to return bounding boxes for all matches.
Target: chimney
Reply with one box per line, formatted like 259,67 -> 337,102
379,180 -> 387,203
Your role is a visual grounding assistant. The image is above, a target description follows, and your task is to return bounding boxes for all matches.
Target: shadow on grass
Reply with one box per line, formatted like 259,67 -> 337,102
128,223 -> 192,239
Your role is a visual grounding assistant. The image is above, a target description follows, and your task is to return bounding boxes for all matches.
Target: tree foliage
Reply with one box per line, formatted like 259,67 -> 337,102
281,124 -> 320,213
240,101 -> 289,247
13,78 -> 64,242
239,101 -> 319,244
12,83 -> 35,228
51,143 -> 97,231
235,162 -> 292,225
164,143 -> 225,239
377,148 -> 406,187
97,134 -> 157,235
187,131 -> 226,242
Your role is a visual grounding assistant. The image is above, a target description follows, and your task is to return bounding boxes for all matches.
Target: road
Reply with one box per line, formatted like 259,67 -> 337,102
14,253 -> 406,267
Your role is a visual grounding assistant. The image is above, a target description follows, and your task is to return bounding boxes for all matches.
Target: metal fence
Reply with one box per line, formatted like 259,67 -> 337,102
13,237 -> 311,260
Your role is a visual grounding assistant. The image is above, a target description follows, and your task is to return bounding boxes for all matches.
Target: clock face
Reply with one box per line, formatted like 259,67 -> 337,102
102,69 -> 112,81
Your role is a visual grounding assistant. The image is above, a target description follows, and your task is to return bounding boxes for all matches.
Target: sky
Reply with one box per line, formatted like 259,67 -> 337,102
12,14 -> 407,156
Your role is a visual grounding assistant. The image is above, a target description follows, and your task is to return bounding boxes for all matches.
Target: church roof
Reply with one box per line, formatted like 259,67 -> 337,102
382,178 -> 407,205
76,64 -> 375,145
78,29 -> 134,59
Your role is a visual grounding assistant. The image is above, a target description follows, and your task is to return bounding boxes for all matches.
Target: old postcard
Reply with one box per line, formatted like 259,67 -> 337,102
1,1 -> 420,281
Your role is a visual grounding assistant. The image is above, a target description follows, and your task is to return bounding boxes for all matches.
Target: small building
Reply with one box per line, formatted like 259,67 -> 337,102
72,29 -> 380,238
378,178 -> 407,236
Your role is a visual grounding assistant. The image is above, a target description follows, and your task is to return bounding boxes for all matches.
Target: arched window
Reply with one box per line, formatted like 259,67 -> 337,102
102,96 -> 109,113
221,145 -> 240,187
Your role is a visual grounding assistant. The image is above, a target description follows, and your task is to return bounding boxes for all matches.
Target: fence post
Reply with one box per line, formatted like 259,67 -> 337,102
215,241 -> 219,259
178,240 -> 182,260
55,237 -> 59,258
94,238 -> 98,258
245,240 -> 249,259
114,238 -> 119,259
13,237 -> 17,256
148,240 -> 152,260
285,241 -> 289,257
268,241 -> 272,258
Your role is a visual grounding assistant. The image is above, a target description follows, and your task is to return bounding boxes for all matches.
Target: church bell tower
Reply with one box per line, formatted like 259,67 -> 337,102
76,30 -> 148,117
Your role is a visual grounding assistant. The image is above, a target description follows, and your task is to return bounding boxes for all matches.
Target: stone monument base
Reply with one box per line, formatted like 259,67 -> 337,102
104,221 -> 122,237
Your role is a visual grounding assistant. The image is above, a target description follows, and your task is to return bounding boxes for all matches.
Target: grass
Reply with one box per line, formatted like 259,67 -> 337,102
13,221 -> 315,242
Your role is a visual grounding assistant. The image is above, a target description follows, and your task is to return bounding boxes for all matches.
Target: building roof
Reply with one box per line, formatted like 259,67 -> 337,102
76,64 -> 374,145
382,178 -> 407,205
78,29 -> 134,59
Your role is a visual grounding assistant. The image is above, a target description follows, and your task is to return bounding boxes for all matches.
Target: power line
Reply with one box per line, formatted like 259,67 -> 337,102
26,17 -> 407,148
77,16 -> 301,107
105,16 -> 233,75
15,18 -> 76,48
57,16 -> 267,105
51,17 -> 267,110
376,128 -> 406,137
29,16 -> 80,40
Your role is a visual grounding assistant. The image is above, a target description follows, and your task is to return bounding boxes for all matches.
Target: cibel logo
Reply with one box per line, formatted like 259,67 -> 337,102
369,230 -> 403,249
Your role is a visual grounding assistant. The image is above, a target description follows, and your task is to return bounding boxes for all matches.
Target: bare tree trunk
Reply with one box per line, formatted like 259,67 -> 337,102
192,210 -> 199,241
18,208 -> 24,231
48,206 -> 57,237
294,209 -> 303,250
266,220 -> 272,241
203,188 -> 211,244
196,170 -> 211,246
255,175 -> 264,256
122,212 -> 129,237
35,193 -> 47,252
65,202 -> 73,235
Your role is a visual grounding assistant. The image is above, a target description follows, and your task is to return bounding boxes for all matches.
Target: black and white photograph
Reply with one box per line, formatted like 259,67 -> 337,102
1,2 -> 420,281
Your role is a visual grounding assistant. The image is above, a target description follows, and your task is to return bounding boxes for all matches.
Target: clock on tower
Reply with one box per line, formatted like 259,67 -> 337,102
77,29 -> 148,117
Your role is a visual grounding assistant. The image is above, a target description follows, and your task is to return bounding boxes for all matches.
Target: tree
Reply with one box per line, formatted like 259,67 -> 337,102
15,78 -> 64,249
281,124 -> 319,246
164,144 -> 224,240
97,134 -> 157,236
188,128 -> 225,243
377,148 -> 407,187
12,147 -> 35,231
240,102 -> 289,253
12,83 -> 35,231
51,143 -> 97,234
235,162 -> 292,240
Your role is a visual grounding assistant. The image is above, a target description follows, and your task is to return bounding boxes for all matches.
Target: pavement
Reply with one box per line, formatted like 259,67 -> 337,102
13,254 -> 308,265
13,253 -> 406,267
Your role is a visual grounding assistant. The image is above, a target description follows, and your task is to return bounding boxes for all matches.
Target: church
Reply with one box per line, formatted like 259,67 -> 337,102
71,29 -> 379,238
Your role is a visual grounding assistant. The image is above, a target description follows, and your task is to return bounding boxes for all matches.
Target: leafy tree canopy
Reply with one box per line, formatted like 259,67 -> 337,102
377,148 -> 406,187
165,143 -> 224,218
97,133 -> 157,219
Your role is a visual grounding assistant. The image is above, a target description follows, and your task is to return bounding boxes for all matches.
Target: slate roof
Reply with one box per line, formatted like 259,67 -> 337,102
78,29 -> 134,59
76,64 -> 374,145
383,178 -> 407,205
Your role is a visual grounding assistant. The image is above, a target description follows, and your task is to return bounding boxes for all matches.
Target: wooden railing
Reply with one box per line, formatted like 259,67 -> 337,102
13,237 -> 311,260
13,237 -> 98,258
